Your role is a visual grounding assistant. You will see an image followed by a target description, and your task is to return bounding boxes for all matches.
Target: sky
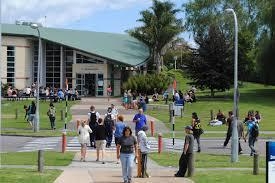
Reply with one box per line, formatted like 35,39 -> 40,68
1,0 -> 194,45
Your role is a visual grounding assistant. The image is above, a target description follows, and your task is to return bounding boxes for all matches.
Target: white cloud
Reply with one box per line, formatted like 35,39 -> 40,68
1,0 -> 151,27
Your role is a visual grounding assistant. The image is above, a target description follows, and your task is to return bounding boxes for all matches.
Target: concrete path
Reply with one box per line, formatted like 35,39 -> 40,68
54,97 -> 194,183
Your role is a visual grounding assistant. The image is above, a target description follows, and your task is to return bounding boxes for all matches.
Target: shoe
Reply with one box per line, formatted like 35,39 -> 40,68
174,173 -> 184,177
239,151 -> 243,154
80,158 -> 83,162
116,161 -> 120,164
96,159 -> 99,161
102,161 -> 105,164
197,149 -> 201,153
83,159 -> 86,162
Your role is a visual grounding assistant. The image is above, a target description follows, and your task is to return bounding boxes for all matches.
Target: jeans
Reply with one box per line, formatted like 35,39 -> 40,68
248,136 -> 256,155
106,128 -> 113,147
49,116 -> 56,129
120,153 -> 135,182
141,153 -> 148,178
194,134 -> 201,151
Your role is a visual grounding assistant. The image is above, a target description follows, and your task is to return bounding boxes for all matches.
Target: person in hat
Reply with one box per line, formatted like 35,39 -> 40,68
175,125 -> 194,177
137,125 -> 150,178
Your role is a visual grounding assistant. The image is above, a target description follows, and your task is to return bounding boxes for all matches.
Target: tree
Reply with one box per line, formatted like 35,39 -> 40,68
183,0 -> 264,82
185,25 -> 233,97
128,0 -> 183,73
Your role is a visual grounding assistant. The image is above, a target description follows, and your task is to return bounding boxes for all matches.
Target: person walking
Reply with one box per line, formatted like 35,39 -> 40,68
133,108 -> 147,136
88,105 -> 100,148
175,125 -> 194,177
114,115 -> 126,163
28,101 -> 36,127
116,126 -> 138,183
110,103 -> 118,122
191,112 -> 202,152
77,120 -> 93,162
244,116 -> 259,156
137,125 -> 150,178
94,118 -> 107,164
237,120 -> 245,154
223,111 -> 233,148
104,107 -> 115,148
47,103 -> 56,130
107,84 -> 112,102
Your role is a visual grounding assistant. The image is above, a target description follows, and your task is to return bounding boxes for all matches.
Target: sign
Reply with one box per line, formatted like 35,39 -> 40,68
267,141 -> 275,183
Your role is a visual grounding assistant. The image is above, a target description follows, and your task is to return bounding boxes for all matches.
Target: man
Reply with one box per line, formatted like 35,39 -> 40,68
88,105 -> 100,148
104,107 -> 115,148
133,108 -> 147,136
244,115 -> 259,156
110,104 -> 118,122
223,111 -> 233,148
237,120 -> 245,154
175,125 -> 194,177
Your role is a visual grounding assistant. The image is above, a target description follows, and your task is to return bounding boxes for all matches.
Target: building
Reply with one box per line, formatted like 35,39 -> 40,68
1,23 -> 149,96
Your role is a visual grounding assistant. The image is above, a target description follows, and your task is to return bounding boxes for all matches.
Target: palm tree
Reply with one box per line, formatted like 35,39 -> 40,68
128,0 -> 183,73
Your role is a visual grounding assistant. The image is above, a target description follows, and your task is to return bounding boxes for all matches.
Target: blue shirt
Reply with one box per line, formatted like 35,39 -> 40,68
247,121 -> 258,136
133,114 -> 147,130
114,121 -> 126,138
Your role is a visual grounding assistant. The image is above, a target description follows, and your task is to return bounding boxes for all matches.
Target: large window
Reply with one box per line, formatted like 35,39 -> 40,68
45,43 -> 60,88
64,48 -> 73,89
7,46 -> 15,86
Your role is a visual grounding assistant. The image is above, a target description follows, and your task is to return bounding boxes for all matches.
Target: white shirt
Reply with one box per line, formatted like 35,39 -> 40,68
88,111 -> 100,122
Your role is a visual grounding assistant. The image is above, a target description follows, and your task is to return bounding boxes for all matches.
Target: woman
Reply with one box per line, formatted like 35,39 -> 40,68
116,126 -> 138,183
47,103 -> 56,130
94,118 -> 107,163
77,120 -> 93,162
114,115 -> 126,163
107,85 -> 112,102
191,112 -> 202,152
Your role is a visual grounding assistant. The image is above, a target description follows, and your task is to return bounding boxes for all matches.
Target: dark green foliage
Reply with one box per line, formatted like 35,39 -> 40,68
185,25 -> 233,97
128,0 -> 183,73
122,73 -> 172,94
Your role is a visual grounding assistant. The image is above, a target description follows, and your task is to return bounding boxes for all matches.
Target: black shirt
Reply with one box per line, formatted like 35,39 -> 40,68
94,125 -> 107,140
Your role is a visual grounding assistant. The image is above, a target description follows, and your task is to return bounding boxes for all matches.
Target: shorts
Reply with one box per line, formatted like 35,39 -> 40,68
95,140 -> 106,150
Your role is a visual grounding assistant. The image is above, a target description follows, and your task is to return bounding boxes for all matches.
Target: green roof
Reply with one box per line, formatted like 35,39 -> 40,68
1,23 -> 149,66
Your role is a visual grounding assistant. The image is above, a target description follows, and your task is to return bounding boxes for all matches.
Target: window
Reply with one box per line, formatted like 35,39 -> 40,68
7,46 -> 15,86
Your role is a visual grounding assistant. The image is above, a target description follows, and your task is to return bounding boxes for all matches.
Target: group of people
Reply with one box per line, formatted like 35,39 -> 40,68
24,101 -> 57,130
77,105 -> 150,183
223,110 -> 260,156
122,90 -> 148,112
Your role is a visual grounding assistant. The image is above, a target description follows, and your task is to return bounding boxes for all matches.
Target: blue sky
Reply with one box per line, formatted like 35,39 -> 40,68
2,0 -> 193,44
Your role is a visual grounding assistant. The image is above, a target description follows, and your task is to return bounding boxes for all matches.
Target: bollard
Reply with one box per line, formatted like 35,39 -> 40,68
169,103 -> 173,123
38,150 -> 44,172
253,153 -> 259,175
187,153 -> 195,177
210,110 -> 214,120
137,148 -> 142,177
158,133 -> 162,154
60,110 -> 64,121
15,108 -> 18,119
150,120 -> 154,137
62,132 -> 67,153
76,119 -> 80,130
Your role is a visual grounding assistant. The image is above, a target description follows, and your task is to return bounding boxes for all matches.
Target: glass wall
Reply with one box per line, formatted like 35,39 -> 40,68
7,46 -> 15,86
45,43 -> 61,88
64,48 -> 73,89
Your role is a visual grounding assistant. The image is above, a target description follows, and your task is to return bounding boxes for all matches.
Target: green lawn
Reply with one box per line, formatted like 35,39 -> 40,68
1,151 -> 75,166
149,152 -> 266,168
191,171 -> 265,183
146,73 -> 275,132
1,100 -> 78,136
0,168 -> 62,183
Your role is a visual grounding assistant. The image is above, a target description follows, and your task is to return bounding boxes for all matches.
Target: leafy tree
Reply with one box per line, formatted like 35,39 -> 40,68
185,25 -> 233,97
128,0 -> 183,73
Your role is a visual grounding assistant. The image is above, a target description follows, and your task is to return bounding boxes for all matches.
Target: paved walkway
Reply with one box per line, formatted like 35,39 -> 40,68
54,98 -> 193,183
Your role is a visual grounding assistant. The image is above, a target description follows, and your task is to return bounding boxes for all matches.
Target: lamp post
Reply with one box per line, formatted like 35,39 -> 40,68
173,56 -> 177,70
225,8 -> 239,162
30,23 -> 41,132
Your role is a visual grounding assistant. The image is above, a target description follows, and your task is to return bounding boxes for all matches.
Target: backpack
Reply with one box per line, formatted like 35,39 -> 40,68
47,107 -> 56,117
89,112 -> 97,128
104,114 -> 114,129
193,119 -> 204,135
251,123 -> 259,138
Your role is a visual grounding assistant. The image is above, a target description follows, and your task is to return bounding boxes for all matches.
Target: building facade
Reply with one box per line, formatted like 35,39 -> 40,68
1,24 -> 149,96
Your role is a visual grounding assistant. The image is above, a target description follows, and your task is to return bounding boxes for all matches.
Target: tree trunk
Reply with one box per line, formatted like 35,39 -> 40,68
155,52 -> 161,73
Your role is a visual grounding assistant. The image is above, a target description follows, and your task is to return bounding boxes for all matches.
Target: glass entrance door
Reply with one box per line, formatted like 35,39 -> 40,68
76,73 -> 96,96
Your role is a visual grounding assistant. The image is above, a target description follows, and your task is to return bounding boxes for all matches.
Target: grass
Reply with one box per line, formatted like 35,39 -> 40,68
146,71 -> 275,132
149,152 -> 266,168
191,171 -> 265,183
0,168 -> 62,183
1,100 -> 79,136
1,151 -> 75,166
